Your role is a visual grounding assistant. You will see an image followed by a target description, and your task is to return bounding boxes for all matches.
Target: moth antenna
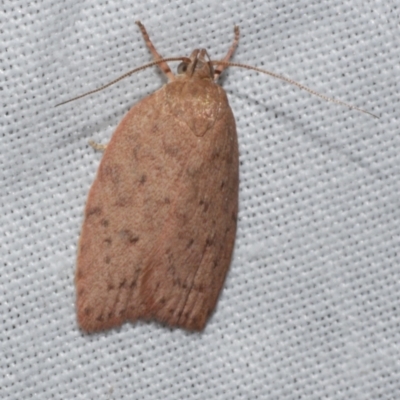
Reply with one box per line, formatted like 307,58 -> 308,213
212,61 -> 378,119
55,57 -> 189,107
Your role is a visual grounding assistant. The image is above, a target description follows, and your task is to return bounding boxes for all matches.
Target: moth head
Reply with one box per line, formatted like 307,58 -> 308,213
177,49 -> 214,80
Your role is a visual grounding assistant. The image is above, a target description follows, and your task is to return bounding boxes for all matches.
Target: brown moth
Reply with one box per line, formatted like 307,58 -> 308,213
65,22 -> 376,333
75,22 -> 240,332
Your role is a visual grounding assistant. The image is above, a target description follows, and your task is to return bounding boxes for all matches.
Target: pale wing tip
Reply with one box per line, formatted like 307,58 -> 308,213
76,287 -> 210,332
76,309 -> 208,333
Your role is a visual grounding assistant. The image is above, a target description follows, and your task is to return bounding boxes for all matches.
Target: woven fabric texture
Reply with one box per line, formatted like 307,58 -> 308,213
1,0 -> 399,399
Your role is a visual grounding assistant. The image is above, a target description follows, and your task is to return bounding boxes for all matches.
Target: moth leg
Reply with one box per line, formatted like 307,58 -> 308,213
214,26 -> 240,80
89,140 -> 107,152
135,21 -> 175,81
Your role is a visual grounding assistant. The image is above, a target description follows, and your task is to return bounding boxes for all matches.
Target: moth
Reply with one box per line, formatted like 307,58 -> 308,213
59,22 -> 375,333
75,22 -> 239,332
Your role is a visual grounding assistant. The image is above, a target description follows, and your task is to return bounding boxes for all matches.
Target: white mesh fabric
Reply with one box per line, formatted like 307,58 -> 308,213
1,0 -> 399,399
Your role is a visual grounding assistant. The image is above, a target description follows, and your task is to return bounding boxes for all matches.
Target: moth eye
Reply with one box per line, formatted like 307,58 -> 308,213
177,62 -> 188,74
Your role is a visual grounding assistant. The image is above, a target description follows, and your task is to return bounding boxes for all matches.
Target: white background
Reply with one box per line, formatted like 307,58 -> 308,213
1,0 -> 399,399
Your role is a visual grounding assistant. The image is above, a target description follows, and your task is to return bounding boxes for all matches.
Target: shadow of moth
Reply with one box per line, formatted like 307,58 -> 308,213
60,21 -> 376,333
